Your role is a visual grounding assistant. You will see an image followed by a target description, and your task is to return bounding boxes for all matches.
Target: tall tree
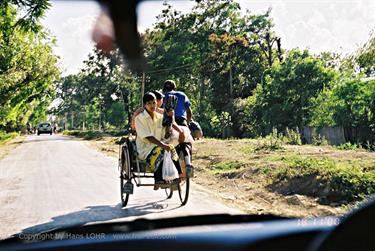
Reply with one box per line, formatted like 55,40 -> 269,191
256,49 -> 337,131
0,2 -> 59,131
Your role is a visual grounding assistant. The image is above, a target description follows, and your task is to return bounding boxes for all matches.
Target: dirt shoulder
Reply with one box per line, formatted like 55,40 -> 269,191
84,136 -> 375,218
0,136 -> 25,160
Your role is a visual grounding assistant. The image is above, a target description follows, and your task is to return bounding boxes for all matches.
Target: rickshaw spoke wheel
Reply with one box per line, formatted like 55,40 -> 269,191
120,174 -> 130,207
120,143 -> 132,207
178,177 -> 190,205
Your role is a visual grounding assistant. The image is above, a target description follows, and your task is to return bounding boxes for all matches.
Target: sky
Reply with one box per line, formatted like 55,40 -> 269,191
41,0 -> 375,76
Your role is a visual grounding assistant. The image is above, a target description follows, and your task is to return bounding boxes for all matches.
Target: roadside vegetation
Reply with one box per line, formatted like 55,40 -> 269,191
193,137 -> 375,216
63,130 -> 127,140
0,1 -> 60,133
0,131 -> 18,144
81,130 -> 375,217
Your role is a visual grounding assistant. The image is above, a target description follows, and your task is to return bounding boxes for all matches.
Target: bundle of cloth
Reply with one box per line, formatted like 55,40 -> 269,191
164,125 -> 194,146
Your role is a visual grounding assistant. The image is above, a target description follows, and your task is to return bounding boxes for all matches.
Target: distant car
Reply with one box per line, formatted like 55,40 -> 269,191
37,122 -> 52,135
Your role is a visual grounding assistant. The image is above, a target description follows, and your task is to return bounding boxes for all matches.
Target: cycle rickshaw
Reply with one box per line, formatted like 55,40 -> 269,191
118,134 -> 191,208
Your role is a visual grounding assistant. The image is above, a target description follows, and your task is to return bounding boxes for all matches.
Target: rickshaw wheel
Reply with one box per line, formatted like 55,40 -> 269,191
178,177 -> 190,205
120,175 -> 130,207
120,143 -> 132,207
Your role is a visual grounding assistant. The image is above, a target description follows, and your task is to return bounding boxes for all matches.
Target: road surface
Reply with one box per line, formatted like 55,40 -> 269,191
0,135 -> 242,239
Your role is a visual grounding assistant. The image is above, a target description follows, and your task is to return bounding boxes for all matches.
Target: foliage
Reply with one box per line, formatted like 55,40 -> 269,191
0,2 -> 59,132
142,0 -> 278,137
311,134 -> 329,146
284,127 -> 302,145
354,31 -> 375,77
51,0 -> 374,144
53,49 -> 139,130
254,128 -> 284,151
309,78 -> 375,144
0,131 -> 18,143
257,49 -> 337,131
232,94 -> 264,137
210,111 -> 233,138
365,141 -> 375,152
336,142 -> 360,150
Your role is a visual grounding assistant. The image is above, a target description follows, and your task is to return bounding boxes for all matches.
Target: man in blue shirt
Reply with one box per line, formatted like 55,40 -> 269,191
163,80 -> 192,126
162,80 -> 194,178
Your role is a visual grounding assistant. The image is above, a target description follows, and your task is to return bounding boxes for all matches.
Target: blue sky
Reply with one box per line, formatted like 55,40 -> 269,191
41,0 -> 375,76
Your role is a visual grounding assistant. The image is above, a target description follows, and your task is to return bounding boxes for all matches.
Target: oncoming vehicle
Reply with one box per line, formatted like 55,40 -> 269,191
0,0 -> 374,250
37,122 -> 53,135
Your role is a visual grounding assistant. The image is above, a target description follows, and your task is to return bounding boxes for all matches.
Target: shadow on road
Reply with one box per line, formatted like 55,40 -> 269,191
18,199 -> 182,235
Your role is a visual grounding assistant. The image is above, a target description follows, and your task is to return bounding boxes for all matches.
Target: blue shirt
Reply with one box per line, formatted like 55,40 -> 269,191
164,90 -> 191,119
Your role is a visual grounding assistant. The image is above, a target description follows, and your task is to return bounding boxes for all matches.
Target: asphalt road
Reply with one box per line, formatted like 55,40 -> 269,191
0,134 -> 242,239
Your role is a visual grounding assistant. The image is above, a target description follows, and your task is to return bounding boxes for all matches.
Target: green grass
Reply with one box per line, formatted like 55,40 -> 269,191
272,156 -> 375,202
211,160 -> 245,172
240,146 -> 254,154
0,131 -> 18,144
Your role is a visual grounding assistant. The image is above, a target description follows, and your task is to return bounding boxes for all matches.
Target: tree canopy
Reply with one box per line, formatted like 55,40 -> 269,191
0,1 -> 60,132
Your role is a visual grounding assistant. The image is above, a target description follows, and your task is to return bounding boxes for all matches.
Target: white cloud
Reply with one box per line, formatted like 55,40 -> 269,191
248,0 -> 375,55
42,2 -> 101,75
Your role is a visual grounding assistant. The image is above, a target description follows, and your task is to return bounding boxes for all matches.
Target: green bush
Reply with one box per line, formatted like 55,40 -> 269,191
336,142 -> 360,150
255,128 -> 284,152
365,141 -> 375,152
312,134 -> 328,146
284,127 -> 302,145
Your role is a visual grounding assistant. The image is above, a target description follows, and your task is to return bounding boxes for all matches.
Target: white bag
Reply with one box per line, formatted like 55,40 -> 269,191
162,150 -> 179,181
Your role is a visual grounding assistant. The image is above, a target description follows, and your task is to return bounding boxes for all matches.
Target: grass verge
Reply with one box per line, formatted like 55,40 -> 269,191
0,131 -> 18,144
63,130 -> 128,140
270,156 -> 375,204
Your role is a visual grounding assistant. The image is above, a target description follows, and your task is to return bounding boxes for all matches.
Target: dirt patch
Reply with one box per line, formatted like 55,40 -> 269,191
193,162 -> 342,217
85,137 -> 119,159
268,174 -> 337,204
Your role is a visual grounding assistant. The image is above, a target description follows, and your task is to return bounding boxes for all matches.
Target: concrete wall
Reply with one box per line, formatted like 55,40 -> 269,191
302,126 -> 346,145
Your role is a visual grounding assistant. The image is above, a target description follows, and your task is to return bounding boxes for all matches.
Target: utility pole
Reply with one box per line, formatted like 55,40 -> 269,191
71,112 -> 74,129
228,47 -> 234,138
64,112 -> 67,130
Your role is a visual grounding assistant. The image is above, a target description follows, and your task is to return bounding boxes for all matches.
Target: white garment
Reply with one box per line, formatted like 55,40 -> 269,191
164,126 -> 194,146
135,110 -> 164,160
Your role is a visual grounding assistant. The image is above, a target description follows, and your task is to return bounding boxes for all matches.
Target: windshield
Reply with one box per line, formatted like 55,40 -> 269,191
0,0 -> 374,241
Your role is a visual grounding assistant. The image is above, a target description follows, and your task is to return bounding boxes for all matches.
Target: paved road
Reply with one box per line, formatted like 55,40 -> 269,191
0,135 -> 242,239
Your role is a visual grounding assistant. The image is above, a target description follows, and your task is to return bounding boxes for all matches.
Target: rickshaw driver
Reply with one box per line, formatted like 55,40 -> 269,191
135,92 -> 184,188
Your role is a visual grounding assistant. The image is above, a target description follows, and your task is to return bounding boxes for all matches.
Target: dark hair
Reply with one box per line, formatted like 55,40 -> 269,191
143,92 -> 156,105
151,90 -> 164,100
163,80 -> 176,92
